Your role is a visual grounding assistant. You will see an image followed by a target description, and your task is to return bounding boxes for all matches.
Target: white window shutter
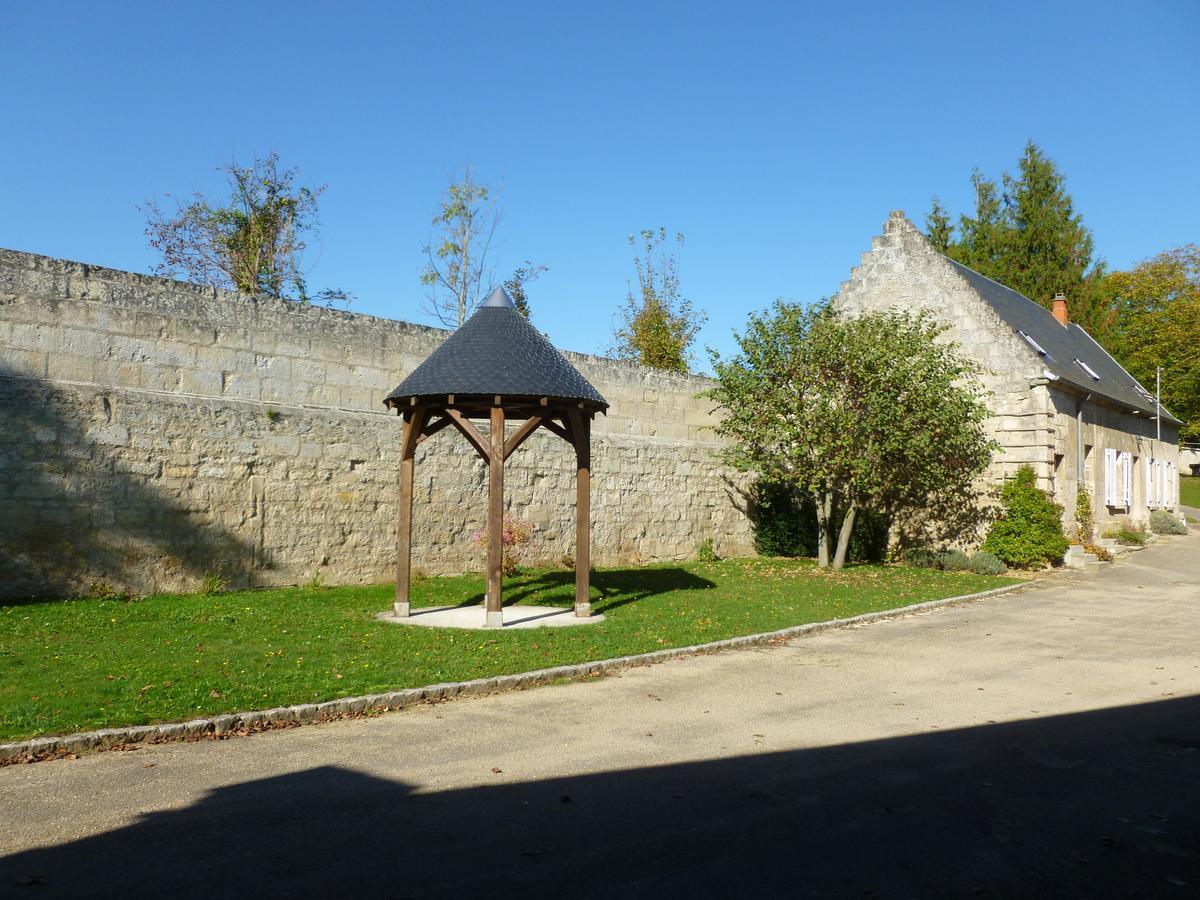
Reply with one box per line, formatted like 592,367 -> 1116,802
1157,459 -> 1166,508
1166,462 -> 1176,509
1122,453 -> 1132,509
1104,448 -> 1117,506
1145,457 -> 1156,509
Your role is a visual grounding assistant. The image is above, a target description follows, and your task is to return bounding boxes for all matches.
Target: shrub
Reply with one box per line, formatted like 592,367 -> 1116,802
1074,485 -> 1094,543
749,480 -> 890,563
1150,509 -> 1188,535
200,569 -> 228,596
696,538 -> 719,562
1108,523 -> 1148,546
89,580 -> 132,601
749,480 -> 818,557
969,551 -> 1008,576
902,547 -> 980,572
903,547 -> 940,569
935,549 -> 972,572
982,466 -> 1070,568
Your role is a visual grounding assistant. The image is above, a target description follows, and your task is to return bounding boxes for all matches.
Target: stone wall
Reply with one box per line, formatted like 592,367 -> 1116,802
0,249 -> 753,599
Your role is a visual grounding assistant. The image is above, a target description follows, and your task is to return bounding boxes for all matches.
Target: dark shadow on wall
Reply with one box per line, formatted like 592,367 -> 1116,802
2,695 -> 1198,897
727,476 -> 891,563
457,567 -> 718,614
0,367 -> 252,602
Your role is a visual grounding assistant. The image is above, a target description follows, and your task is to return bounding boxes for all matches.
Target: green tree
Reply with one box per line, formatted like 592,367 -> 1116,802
503,262 -> 547,320
1102,245 -> 1200,440
707,303 -> 995,569
421,168 -> 500,326
951,170 -> 1008,276
925,195 -> 953,253
928,142 -> 1109,337
141,152 -> 348,304
610,228 -> 706,373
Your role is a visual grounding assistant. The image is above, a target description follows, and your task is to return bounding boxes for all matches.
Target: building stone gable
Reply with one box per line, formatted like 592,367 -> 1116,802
833,211 -> 1047,403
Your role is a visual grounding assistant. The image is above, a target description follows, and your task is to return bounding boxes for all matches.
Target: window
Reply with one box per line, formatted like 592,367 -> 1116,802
1052,453 -> 1065,498
1104,448 -> 1117,507
1105,449 -> 1133,510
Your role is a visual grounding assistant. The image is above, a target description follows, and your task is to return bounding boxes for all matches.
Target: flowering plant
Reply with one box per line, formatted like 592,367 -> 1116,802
471,514 -> 534,575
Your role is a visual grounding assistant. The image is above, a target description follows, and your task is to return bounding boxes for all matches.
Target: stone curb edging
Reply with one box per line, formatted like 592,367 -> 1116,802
0,582 -> 1026,764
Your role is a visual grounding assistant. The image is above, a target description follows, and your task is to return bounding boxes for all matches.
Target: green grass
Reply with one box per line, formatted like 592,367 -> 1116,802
0,559 -> 1015,742
1180,475 -> 1200,509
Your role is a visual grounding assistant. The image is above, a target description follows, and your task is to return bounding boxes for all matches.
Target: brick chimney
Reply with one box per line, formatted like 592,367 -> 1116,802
1052,292 -> 1069,326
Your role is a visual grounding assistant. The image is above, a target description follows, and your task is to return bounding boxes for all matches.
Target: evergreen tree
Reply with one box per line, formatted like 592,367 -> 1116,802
1000,142 -> 1097,320
925,142 -> 1110,337
949,171 -> 1007,277
924,196 -> 952,252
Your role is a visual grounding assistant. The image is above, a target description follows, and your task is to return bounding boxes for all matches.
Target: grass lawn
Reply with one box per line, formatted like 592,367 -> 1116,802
1180,475 -> 1200,509
0,559 -> 1016,742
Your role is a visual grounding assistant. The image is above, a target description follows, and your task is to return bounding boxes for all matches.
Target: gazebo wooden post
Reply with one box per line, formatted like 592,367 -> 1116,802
570,409 -> 592,617
394,408 -> 426,617
485,403 -> 505,627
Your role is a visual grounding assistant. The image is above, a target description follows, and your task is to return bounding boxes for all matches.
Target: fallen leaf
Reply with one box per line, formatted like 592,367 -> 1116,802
491,767 -> 503,774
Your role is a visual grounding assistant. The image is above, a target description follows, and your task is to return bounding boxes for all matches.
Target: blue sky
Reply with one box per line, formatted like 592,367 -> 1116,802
3,1 -> 1197,369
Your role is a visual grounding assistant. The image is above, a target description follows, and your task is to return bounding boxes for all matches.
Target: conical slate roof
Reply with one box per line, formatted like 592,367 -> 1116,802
385,287 -> 608,412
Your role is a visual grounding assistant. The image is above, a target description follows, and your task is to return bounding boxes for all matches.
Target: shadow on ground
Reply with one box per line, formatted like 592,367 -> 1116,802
456,567 -> 717,614
3,696 -> 1198,897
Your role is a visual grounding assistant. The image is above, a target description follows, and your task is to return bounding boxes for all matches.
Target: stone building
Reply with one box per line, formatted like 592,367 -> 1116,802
834,211 -> 1182,532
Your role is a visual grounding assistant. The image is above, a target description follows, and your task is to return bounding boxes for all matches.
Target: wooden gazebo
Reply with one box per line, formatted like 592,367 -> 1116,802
383,287 -> 609,627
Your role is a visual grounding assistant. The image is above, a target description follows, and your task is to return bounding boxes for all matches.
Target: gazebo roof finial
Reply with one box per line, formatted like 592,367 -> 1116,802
481,286 -> 516,308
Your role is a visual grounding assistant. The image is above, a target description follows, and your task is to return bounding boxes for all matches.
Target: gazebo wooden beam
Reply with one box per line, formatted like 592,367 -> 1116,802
541,417 -> 571,443
415,414 -> 453,446
567,408 -> 591,618
486,405 -> 505,627
394,408 -> 429,617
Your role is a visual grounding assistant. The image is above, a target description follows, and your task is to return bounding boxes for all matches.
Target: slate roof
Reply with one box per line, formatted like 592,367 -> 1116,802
385,287 -> 608,411
944,258 -> 1181,425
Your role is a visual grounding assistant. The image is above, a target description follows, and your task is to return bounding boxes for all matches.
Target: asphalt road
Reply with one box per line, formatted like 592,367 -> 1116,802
2,532 -> 1198,898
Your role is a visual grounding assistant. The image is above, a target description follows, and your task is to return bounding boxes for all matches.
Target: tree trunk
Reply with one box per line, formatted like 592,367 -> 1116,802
832,502 -> 857,571
457,220 -> 472,325
815,491 -> 832,568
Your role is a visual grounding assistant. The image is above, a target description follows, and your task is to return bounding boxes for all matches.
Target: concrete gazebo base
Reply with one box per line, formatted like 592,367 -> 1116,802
376,606 -> 606,630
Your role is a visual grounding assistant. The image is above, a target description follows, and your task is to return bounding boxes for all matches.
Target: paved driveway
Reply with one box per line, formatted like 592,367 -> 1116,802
2,533 -> 1198,897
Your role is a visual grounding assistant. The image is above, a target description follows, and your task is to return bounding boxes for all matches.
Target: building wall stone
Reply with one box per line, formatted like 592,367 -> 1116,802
0,249 -> 752,599
833,212 -> 1181,536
